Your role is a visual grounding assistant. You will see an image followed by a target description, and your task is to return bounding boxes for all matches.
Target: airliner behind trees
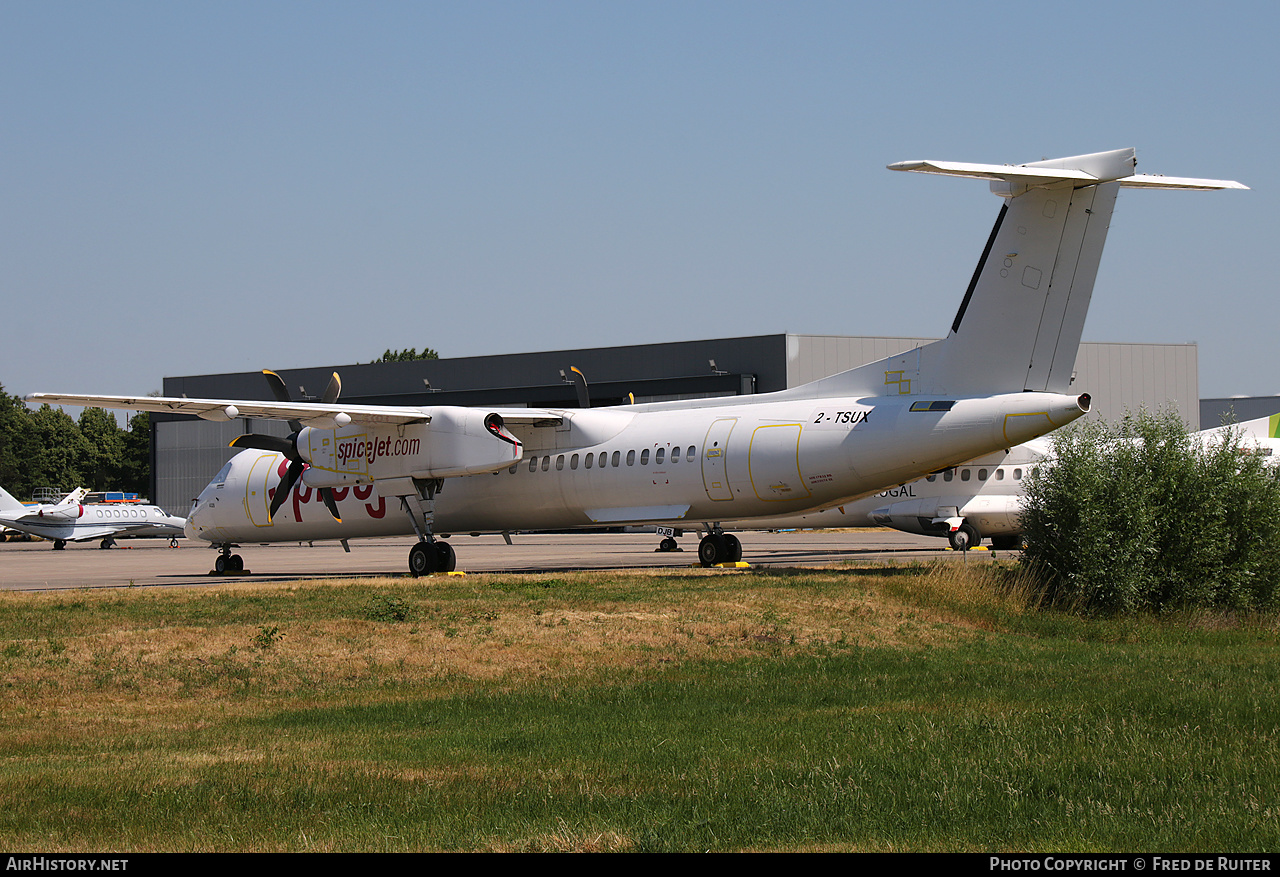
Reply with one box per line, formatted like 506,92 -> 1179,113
28,149 -> 1246,575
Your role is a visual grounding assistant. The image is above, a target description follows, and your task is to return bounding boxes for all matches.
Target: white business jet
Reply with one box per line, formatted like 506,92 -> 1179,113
0,486 -> 186,549
27,149 -> 1245,575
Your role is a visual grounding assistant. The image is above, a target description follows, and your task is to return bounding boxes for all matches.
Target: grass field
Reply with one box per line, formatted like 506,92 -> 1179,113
1,561 -> 1277,852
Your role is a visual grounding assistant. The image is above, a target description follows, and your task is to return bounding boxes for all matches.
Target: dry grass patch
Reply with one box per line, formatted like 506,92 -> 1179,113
0,563 -> 1016,742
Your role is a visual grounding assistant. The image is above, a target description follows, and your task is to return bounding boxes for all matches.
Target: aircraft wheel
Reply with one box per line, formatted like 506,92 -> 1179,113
169,538 -> 179,548
434,541 -> 456,572
229,554 -> 244,571
53,540 -> 66,551
698,534 -> 728,567
949,523 -> 979,551
724,534 -> 742,563
408,541 -> 435,577
215,554 -> 227,573
659,537 -> 679,552
990,533 -> 1023,551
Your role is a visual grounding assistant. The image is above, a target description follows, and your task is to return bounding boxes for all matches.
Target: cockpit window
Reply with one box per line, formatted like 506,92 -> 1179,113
211,460 -> 234,486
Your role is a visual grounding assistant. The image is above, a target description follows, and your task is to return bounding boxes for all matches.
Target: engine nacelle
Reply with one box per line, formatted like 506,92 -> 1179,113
296,407 -> 521,488
37,503 -> 83,521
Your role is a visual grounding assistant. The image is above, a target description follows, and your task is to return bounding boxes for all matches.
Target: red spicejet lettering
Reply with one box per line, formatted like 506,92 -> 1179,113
268,461 -> 386,521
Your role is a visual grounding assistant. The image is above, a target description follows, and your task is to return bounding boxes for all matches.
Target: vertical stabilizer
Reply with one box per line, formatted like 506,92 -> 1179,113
0,486 -> 26,513
787,149 -> 1245,400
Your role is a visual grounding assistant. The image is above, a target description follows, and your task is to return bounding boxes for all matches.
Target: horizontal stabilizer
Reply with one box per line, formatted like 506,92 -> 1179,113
890,150 -> 1246,192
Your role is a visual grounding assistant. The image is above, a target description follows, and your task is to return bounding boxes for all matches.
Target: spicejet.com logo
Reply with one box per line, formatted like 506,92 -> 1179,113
335,435 -> 422,467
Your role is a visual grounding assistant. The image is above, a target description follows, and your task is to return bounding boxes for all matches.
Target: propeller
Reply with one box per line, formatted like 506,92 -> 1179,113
229,369 -> 345,522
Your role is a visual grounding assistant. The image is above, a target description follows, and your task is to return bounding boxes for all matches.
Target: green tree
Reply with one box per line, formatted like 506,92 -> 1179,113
1020,409 -> 1280,614
0,386 -> 151,500
78,407 -> 126,492
0,385 -> 36,495
26,404 -> 91,495
119,412 -> 151,497
374,347 -> 439,363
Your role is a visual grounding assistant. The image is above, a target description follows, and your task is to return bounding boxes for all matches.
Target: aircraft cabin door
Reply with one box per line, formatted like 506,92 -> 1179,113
244,454 -> 278,527
702,418 -> 737,502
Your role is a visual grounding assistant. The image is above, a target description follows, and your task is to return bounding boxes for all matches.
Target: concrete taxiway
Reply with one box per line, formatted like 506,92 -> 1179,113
0,529 -> 1007,591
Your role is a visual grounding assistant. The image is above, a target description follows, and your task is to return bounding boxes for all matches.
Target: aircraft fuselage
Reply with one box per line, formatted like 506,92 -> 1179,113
187,389 -> 1088,544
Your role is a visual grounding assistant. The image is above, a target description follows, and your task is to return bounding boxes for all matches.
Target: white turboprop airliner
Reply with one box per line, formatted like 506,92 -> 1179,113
0,486 -> 187,549
27,149 -> 1245,575
758,413 -> 1280,552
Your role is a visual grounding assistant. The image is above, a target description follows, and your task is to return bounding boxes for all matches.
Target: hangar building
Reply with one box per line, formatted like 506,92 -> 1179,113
150,335 -> 1198,515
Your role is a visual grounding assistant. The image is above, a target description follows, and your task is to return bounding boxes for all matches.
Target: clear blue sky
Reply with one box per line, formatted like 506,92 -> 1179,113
3,1 -> 1273,405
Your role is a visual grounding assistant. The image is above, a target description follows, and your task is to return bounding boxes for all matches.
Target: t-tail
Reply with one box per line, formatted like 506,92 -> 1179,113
788,148 -> 1246,400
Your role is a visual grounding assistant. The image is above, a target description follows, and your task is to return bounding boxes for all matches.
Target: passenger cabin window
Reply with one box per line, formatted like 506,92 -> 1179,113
978,469 -> 988,480
570,454 -> 579,470
556,455 -> 565,471
541,457 -> 550,472
943,470 -> 954,482
640,449 -> 650,465
1014,468 -> 1023,479
626,450 -> 635,466
584,454 -> 593,469
995,469 -> 1004,480
687,446 -> 696,462
961,469 -> 971,481
656,448 -> 665,464
612,451 -> 621,467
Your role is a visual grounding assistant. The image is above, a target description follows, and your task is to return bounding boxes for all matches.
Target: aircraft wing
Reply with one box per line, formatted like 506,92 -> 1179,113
25,393 -> 433,427
24,393 -> 568,429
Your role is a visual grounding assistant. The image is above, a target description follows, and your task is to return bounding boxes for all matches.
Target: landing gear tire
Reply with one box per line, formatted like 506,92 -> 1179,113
990,533 -> 1023,551
409,540 -> 455,577
215,553 -> 243,573
699,534 -> 729,567
434,541 -> 456,573
949,523 -> 980,552
409,541 -> 433,577
723,534 -> 742,563
99,536 -> 116,549
53,540 -> 66,551
658,537 -> 679,552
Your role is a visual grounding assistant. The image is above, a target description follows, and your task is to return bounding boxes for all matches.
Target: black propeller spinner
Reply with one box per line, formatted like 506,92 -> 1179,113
228,370 -> 344,522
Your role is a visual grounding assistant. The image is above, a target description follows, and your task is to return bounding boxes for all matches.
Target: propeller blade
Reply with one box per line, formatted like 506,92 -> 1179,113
322,372 -> 342,405
229,433 -> 294,456
261,369 -> 291,403
269,458 -> 305,520
320,487 -> 342,522
261,369 -> 303,432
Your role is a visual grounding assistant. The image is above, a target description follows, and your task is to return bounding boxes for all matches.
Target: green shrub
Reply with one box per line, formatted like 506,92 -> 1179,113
1020,409 -> 1280,614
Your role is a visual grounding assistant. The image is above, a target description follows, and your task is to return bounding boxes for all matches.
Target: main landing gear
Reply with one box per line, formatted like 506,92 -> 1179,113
397,477 -> 457,577
948,522 -> 980,552
697,529 -> 742,567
